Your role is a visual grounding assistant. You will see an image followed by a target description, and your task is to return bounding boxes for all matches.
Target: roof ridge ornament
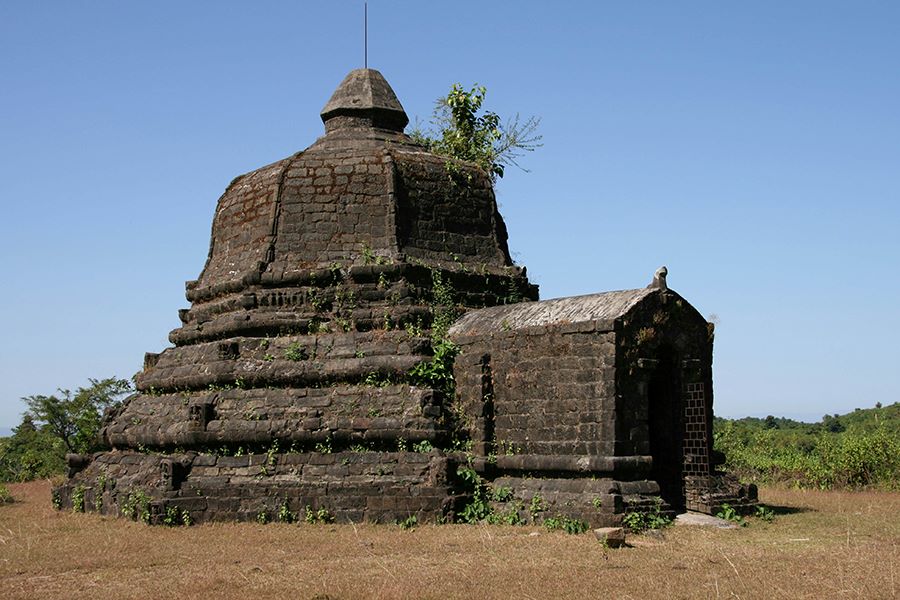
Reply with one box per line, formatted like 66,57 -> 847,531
649,266 -> 668,291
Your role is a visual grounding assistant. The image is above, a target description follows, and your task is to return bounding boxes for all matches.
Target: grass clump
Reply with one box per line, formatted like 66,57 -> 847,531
543,515 -> 589,535
283,342 -> 309,361
715,502 -> 748,527
121,490 -> 151,524
622,501 -> 672,533
455,465 -> 527,525
304,506 -> 334,525
71,484 -> 86,513
162,505 -> 192,526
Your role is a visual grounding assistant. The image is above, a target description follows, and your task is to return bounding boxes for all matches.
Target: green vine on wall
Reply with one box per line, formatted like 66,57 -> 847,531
408,339 -> 458,400
428,268 -> 458,341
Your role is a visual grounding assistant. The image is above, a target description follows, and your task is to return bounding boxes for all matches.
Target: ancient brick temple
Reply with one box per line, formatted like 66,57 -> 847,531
56,69 -> 754,526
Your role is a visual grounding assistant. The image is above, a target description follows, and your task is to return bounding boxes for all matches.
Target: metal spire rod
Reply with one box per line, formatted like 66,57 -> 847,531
364,1 -> 368,68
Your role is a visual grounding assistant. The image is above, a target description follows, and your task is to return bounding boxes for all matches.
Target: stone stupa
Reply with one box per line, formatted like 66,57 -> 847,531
56,69 -> 536,524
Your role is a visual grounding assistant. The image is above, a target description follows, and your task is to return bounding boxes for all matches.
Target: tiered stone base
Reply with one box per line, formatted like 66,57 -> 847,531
487,476 -> 668,527
56,451 -> 754,526
56,450 -> 461,524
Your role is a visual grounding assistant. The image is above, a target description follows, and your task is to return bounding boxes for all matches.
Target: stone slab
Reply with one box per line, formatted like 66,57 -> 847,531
674,511 -> 739,529
593,527 -> 626,547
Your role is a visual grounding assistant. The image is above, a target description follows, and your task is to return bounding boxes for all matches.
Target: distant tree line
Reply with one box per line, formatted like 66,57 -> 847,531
714,402 -> 900,490
0,378 -> 131,482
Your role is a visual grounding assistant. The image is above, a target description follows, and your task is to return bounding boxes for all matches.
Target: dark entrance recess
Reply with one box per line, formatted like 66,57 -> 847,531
647,345 -> 685,510
479,354 -> 496,456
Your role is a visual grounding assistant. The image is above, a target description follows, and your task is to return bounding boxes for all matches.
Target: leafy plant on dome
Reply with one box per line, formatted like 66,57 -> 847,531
411,84 -> 542,182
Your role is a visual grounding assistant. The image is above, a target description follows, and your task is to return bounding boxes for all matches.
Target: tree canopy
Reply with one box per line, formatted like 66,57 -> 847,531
0,416 -> 65,482
1,377 -> 132,482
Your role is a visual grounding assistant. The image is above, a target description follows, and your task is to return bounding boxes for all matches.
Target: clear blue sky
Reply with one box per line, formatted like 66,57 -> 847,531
1,1 -> 898,431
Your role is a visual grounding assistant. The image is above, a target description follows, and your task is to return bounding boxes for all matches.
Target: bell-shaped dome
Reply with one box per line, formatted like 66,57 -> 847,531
179,69 -> 529,331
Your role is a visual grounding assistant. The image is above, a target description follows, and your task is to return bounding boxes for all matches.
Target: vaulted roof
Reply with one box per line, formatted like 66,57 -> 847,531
449,288 -> 657,337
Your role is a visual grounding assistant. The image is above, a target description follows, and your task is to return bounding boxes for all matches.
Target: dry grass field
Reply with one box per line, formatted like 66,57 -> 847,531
1,480 -> 897,599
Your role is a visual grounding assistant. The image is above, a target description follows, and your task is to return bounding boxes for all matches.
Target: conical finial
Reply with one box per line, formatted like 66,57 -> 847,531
320,69 -> 409,133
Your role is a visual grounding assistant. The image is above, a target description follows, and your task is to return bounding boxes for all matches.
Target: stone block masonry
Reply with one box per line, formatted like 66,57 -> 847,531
59,450 -> 460,525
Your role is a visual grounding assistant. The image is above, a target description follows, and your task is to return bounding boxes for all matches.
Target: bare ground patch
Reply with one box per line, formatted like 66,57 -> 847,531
0,481 -> 897,599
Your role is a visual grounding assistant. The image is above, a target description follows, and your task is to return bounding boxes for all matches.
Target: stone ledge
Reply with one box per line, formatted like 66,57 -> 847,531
494,454 -> 653,475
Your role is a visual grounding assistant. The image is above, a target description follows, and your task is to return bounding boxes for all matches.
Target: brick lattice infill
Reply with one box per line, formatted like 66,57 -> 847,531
682,382 -> 710,477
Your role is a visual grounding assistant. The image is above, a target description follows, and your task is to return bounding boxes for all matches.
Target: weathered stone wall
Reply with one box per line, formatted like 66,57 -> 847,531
613,290 -> 714,458
103,384 -> 443,449
486,475 -> 668,528
56,450 -> 461,524
683,473 -> 758,515
190,143 -> 520,308
114,260 -> 536,456
139,331 -> 430,391
453,325 -> 618,458
196,158 -> 292,291
173,264 -> 535,347
268,148 -> 396,274
612,290 -> 715,511
392,150 -> 513,268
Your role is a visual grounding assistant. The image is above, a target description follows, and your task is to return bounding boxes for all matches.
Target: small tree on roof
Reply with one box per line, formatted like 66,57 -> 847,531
412,84 -> 542,182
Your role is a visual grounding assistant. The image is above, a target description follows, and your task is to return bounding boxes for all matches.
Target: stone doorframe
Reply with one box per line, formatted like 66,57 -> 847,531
635,353 -> 712,512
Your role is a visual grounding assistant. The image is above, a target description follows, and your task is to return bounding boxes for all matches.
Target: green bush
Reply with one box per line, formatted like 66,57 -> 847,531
0,417 -> 66,482
714,405 -> 900,490
1,377 -> 132,483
